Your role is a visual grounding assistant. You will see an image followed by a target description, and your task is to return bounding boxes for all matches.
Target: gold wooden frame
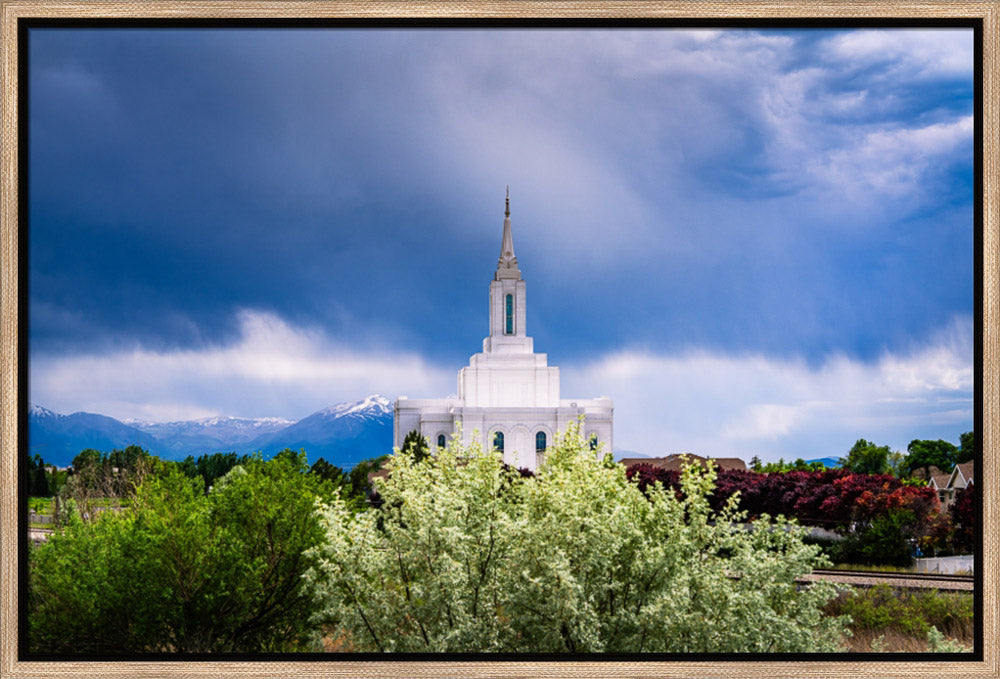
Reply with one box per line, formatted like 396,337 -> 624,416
1,3 -> 996,677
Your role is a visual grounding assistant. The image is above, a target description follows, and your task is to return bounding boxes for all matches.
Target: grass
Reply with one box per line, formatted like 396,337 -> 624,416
825,562 -> 915,573
29,496 -> 130,529
825,584 -> 974,652
28,497 -> 55,515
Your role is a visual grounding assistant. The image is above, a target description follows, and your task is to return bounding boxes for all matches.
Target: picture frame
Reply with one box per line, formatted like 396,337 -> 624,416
1,2 -> 996,677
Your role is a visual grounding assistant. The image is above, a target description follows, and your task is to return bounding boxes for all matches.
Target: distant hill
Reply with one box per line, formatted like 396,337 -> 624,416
241,395 -> 393,470
28,396 -> 394,469
614,449 -> 650,462
804,457 -> 842,469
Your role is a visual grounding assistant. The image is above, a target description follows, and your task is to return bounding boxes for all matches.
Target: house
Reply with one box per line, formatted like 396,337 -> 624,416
618,453 -> 746,472
924,461 -> 974,508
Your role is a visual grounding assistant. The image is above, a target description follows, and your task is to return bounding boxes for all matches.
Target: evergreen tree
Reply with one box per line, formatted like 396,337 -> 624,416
401,429 -> 429,462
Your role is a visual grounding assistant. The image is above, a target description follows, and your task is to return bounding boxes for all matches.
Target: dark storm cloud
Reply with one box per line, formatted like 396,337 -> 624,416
28,27 -> 974,458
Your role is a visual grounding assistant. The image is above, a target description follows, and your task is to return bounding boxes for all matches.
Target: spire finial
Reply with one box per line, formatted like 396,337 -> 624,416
505,186 -> 510,217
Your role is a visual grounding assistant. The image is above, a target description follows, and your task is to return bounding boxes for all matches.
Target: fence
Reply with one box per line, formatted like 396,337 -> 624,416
914,554 -> 974,575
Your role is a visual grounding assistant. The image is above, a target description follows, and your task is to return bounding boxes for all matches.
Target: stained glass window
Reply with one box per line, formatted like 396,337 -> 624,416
536,431 -> 546,453
437,434 -> 446,448
493,431 -> 504,453
505,294 -> 513,334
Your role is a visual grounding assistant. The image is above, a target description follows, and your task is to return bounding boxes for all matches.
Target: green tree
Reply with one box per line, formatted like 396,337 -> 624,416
195,451 -> 251,489
401,429 -> 430,462
957,431 -> 975,464
905,439 -> 959,478
27,454 -> 50,497
29,451 -> 338,653
70,448 -> 102,486
833,509 -> 918,568
306,424 -> 847,653
346,454 -> 390,502
887,449 -> 908,478
840,439 -> 891,476
310,457 -> 347,485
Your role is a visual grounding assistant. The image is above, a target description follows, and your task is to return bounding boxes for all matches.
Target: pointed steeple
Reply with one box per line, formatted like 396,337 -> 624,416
496,187 -> 520,280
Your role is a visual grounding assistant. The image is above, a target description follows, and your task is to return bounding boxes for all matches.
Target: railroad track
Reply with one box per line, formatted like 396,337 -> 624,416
804,568 -> 974,591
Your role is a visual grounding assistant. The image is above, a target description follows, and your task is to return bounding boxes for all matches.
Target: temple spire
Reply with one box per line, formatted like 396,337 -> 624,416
496,187 -> 519,279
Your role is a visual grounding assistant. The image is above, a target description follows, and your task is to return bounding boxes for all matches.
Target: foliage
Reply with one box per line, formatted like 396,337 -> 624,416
756,458 -> 825,473
624,461 -> 947,565
905,439 -> 958,477
346,454 -> 390,502
926,626 -> 973,653
624,462 -> 679,496
56,446 -> 155,523
306,425 -> 847,653
886,450 -> 909,479
826,585 -> 973,641
26,454 -> 50,497
949,484 -> 975,554
957,431 -> 975,464
176,451 -> 252,490
831,510 -> 917,568
65,445 -> 153,498
401,429 -> 430,463
840,439 -> 891,476
310,456 -> 347,484
28,451 -> 338,653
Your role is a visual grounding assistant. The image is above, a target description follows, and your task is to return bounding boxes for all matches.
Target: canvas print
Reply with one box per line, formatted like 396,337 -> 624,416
23,25 -> 976,656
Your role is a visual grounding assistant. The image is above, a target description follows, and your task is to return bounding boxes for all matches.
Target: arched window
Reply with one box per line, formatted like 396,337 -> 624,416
505,294 -> 514,334
535,431 -> 547,453
437,434 -> 446,448
589,434 -> 599,451
493,431 -> 505,453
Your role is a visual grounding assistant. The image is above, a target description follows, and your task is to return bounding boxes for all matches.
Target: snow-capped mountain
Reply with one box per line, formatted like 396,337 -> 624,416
243,395 -> 393,470
28,395 -> 394,469
29,404 -> 58,419
27,407 -> 158,464
316,394 -> 392,420
124,415 -> 295,455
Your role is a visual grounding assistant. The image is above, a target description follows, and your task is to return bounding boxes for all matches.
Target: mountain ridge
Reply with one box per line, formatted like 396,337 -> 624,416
28,395 -> 394,469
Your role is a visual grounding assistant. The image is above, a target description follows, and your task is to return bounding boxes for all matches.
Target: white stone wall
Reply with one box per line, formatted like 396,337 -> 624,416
394,397 -> 613,472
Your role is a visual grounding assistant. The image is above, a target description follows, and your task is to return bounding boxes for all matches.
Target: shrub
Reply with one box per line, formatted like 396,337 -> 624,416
950,484 -> 975,554
832,509 -> 918,568
306,425 -> 848,653
827,585 -> 973,642
29,451 -> 338,653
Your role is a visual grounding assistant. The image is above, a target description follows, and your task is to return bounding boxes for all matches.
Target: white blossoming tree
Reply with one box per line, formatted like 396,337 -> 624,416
305,424 -> 849,653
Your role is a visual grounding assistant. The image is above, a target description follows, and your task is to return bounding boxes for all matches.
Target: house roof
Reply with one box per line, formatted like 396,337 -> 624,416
930,469 -> 952,490
619,458 -> 658,469
950,460 -> 974,489
917,465 -> 947,487
620,454 -> 746,472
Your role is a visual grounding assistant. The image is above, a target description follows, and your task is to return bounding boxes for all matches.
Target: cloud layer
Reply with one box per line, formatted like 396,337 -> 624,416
31,310 -> 973,461
27,28 -> 976,459
31,310 -> 455,422
564,315 -> 973,459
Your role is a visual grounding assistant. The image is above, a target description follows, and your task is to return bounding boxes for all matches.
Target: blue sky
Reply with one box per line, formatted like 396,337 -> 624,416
28,27 -> 975,461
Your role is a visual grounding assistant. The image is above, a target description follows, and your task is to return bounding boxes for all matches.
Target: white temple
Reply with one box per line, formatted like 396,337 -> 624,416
393,191 -> 613,470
